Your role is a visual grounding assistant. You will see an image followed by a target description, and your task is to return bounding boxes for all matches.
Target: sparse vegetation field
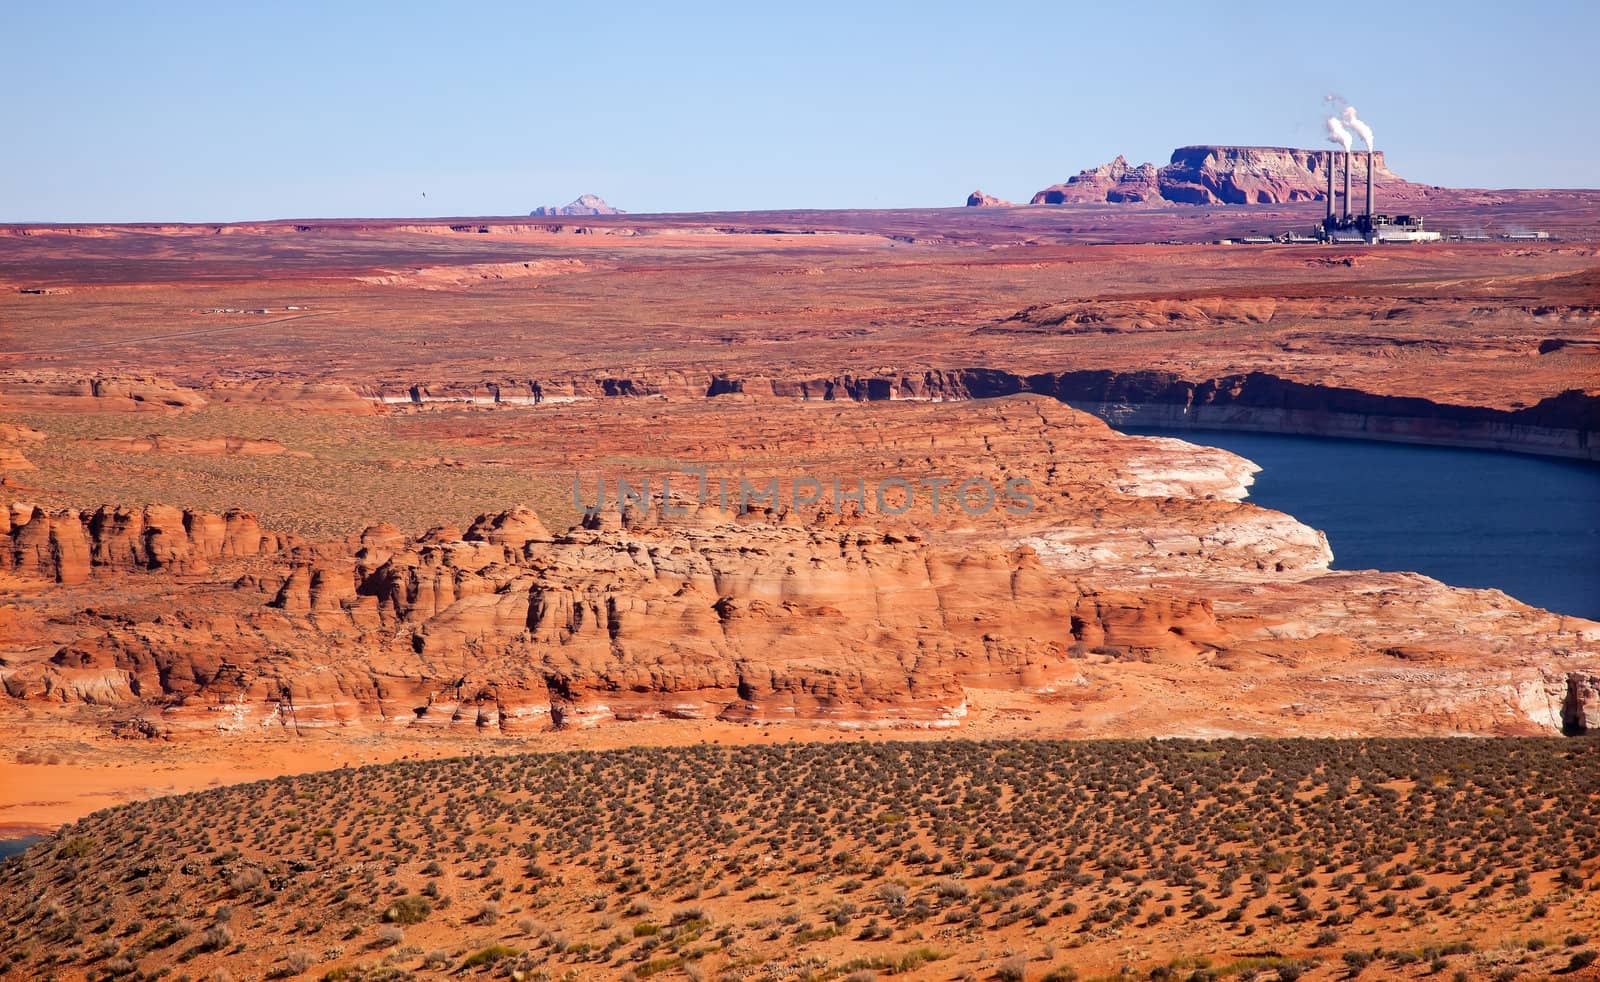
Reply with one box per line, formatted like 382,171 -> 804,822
2,738 -> 1596,981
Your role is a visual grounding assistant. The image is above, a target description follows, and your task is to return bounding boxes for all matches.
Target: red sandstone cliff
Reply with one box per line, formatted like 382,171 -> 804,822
3,502 -> 1095,731
1031,156 -> 1161,204
2,503 -> 290,582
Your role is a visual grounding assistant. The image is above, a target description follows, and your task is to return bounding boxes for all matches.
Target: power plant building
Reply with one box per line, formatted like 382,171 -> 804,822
1320,148 -> 1439,243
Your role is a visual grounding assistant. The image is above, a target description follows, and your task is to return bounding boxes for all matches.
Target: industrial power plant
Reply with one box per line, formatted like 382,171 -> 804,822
1319,105 -> 1440,243
1319,149 -> 1438,243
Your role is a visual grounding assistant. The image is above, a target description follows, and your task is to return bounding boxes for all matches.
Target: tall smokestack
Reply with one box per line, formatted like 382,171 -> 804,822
1326,150 -> 1335,222
1324,115 -> 1353,227
1367,148 -> 1374,226
1343,150 -> 1351,223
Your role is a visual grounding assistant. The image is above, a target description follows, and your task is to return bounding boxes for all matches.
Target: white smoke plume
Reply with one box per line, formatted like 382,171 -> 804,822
1341,105 -> 1374,149
1326,115 -> 1353,151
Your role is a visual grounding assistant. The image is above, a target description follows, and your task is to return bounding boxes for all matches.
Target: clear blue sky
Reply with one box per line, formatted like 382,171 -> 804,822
4,0 -> 1594,222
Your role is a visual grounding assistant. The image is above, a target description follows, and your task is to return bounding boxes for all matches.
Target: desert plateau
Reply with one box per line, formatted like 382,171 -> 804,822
3,6 -> 1600,978
2,190 -> 1597,980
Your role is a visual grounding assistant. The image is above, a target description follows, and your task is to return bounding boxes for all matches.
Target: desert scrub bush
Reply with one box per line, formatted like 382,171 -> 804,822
373,924 -> 404,947
1342,949 -> 1374,973
57,836 -> 95,861
227,866 -> 265,895
266,948 -> 315,978
671,906 -> 706,926
888,947 -> 949,972
460,943 -> 519,968
380,895 -> 431,925
634,955 -> 684,978
471,901 -> 500,924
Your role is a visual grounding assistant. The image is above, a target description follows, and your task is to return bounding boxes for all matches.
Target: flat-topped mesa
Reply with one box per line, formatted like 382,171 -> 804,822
1032,145 -> 1432,206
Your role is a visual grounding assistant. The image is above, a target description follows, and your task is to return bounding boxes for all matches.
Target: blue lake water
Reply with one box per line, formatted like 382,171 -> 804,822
1123,428 -> 1600,620
0,836 -> 45,863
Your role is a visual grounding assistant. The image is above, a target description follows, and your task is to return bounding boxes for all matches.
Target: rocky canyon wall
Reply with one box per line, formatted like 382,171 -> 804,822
992,370 -> 1600,461
6,365 -> 1592,461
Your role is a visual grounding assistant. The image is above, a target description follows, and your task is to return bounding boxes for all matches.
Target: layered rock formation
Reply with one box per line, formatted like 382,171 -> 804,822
348,365 -> 1599,460
1,397 -> 1594,740
529,193 -> 623,216
1031,155 -> 1161,204
6,502 -> 1076,731
0,374 -> 205,412
1031,146 -> 1430,206
1,503 -> 288,582
988,369 -> 1600,461
206,379 -> 377,415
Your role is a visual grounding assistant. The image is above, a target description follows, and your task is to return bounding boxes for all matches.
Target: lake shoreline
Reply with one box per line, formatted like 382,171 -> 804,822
1121,424 -> 1600,620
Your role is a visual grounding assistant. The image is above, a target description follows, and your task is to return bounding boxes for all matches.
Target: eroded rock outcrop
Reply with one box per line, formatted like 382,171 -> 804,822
965,190 -> 1013,208
1031,156 -> 1161,205
7,504 -> 1089,731
1,503 -> 285,581
0,374 -> 204,412
1565,672 -> 1600,734
207,380 -> 377,415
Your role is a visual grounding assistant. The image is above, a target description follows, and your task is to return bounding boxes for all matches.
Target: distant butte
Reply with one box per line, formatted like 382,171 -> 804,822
528,193 -> 624,216
965,189 -> 1012,207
